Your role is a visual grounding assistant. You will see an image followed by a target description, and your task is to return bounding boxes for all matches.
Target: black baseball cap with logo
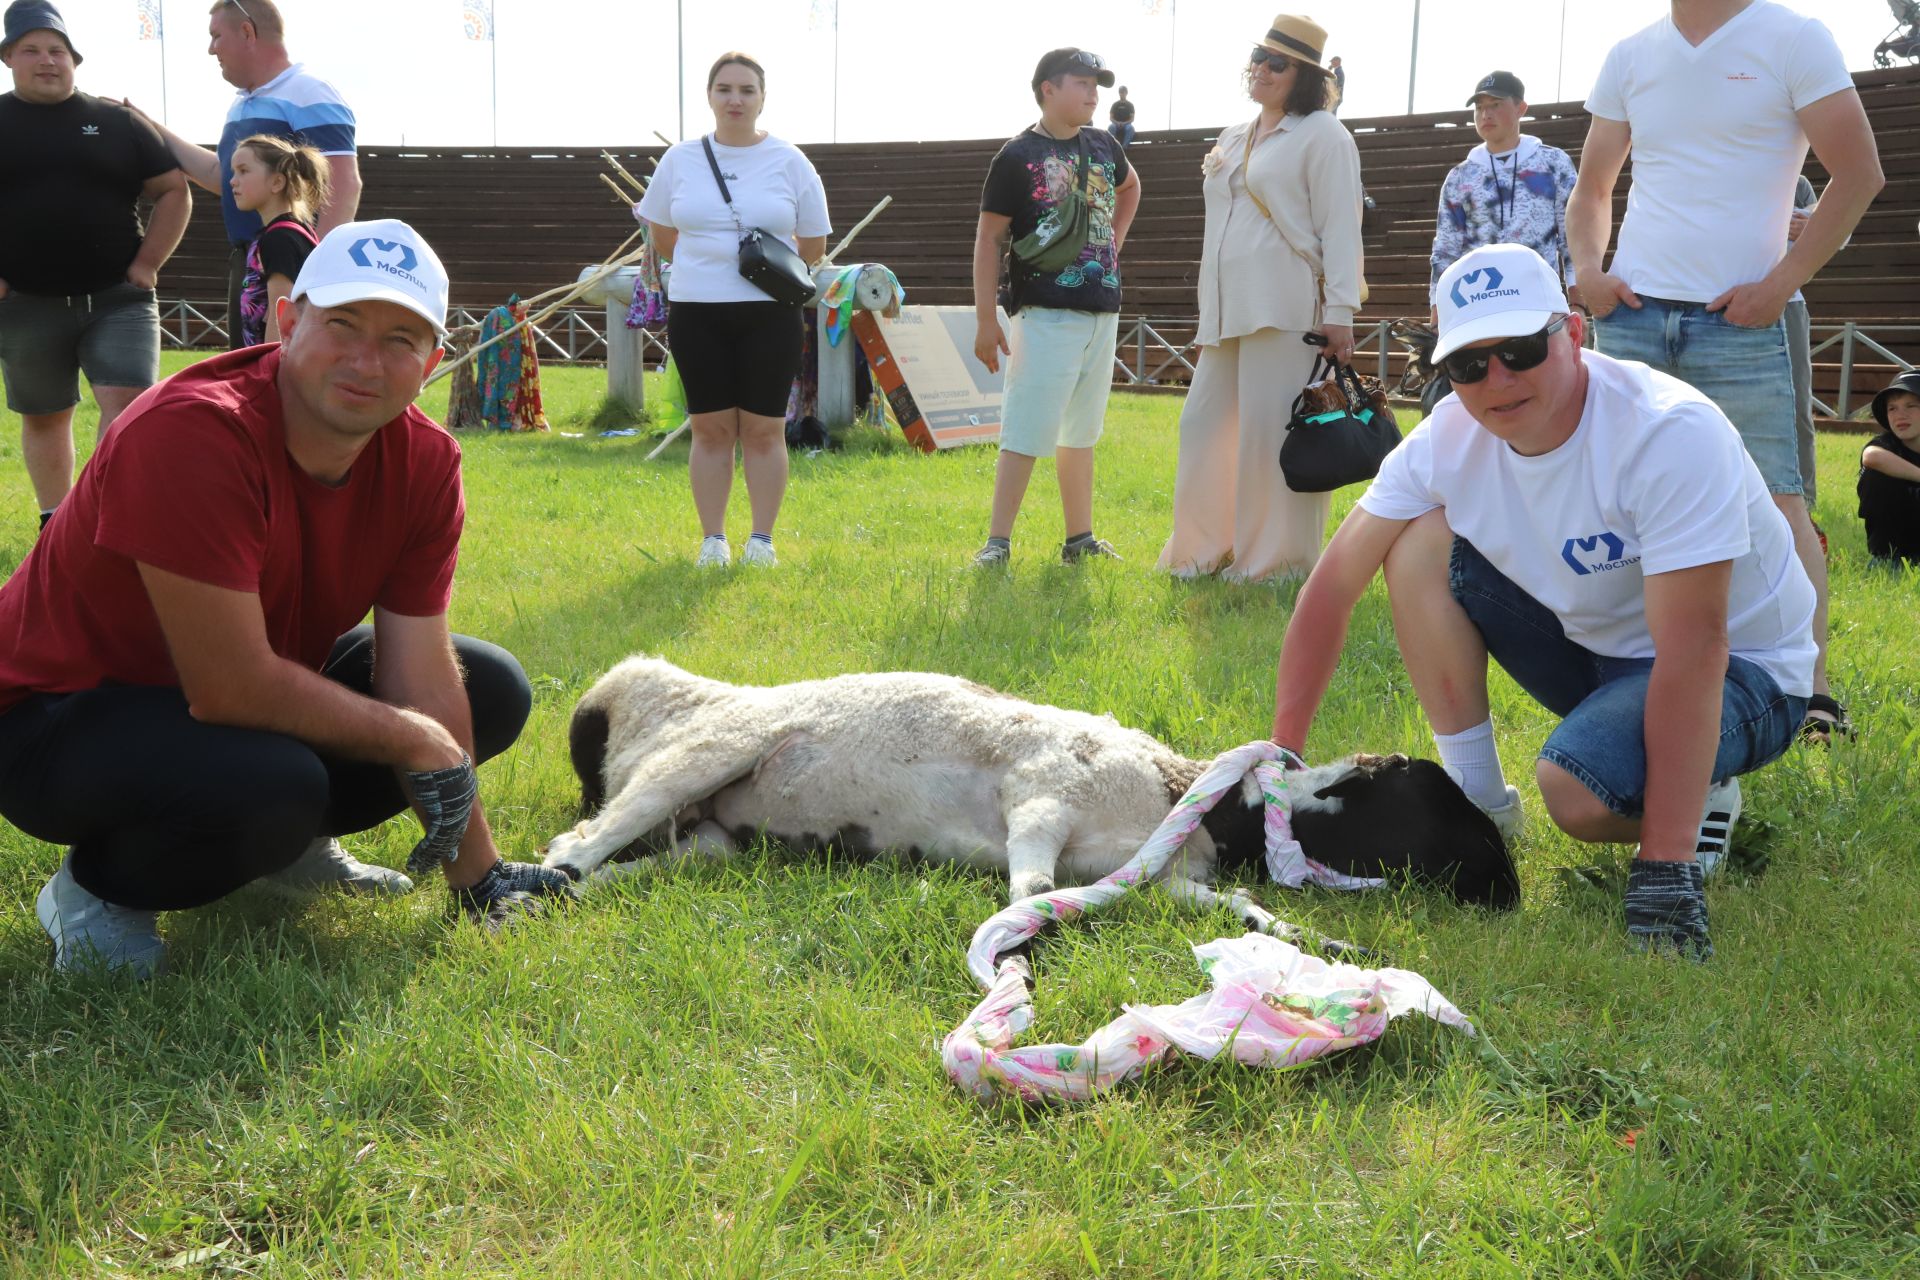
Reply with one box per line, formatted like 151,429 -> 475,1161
1033,47 -> 1116,92
1466,70 -> 1524,104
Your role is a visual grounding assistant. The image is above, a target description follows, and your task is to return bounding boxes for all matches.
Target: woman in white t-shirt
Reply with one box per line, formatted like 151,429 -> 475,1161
638,52 -> 831,568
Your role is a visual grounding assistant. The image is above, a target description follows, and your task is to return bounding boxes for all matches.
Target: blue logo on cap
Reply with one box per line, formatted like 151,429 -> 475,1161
348,238 -> 420,274
1450,266 -> 1521,309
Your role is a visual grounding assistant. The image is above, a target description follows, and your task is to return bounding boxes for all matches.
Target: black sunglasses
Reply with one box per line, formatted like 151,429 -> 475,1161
1249,48 -> 1298,72
1064,50 -> 1106,72
1439,316 -> 1569,384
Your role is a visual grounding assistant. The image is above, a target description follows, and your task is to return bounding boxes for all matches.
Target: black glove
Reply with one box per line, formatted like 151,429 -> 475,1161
402,755 -> 478,877
1624,859 -> 1712,961
452,860 -> 579,928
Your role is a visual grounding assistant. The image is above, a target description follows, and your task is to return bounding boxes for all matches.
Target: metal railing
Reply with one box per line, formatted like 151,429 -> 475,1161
1113,317 -> 1403,387
1810,322 -> 1919,420
159,304 -> 1919,418
160,300 -> 671,366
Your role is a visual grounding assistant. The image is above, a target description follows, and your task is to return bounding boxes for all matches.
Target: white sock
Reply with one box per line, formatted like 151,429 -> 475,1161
1433,719 -> 1509,810
703,534 -> 728,545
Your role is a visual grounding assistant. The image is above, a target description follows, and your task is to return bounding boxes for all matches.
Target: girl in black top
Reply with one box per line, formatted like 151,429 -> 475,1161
229,134 -> 330,347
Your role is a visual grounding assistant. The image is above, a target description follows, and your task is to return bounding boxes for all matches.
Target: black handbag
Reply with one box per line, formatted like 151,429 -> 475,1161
700,136 -> 817,306
1279,355 -> 1403,493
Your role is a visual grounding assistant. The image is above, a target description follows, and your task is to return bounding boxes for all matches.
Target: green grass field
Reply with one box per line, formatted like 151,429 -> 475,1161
0,354 -> 1916,1277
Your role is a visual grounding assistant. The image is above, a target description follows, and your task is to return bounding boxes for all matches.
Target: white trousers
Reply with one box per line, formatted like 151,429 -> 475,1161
1157,329 -> 1333,583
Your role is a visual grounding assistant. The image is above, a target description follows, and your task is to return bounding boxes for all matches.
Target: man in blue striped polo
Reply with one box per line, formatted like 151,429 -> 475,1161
134,0 -> 361,348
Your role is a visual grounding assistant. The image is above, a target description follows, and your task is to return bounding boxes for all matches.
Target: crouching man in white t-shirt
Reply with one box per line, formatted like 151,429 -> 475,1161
1269,245 -> 1815,960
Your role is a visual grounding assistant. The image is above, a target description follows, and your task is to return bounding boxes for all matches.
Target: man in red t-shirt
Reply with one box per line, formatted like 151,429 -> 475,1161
0,217 -> 571,977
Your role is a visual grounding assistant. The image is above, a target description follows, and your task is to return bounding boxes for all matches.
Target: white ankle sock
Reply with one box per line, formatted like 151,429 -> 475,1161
1433,719 -> 1509,810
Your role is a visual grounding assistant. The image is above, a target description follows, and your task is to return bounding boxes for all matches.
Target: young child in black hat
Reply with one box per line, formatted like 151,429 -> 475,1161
1858,369 -> 1920,564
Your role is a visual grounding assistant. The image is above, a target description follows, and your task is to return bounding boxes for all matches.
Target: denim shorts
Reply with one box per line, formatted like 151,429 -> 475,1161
0,283 -> 162,414
1449,536 -> 1806,816
1000,308 -> 1119,457
1594,295 -> 1800,495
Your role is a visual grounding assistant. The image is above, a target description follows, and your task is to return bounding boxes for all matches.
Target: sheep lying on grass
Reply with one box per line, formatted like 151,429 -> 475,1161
542,657 -> 1519,912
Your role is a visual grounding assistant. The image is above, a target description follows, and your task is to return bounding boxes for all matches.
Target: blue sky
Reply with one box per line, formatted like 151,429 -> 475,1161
57,1 -> 1906,147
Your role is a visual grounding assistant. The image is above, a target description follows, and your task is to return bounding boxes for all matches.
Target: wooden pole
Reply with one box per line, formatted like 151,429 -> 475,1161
427,237 -> 649,386
820,195 -> 892,268
644,417 -> 692,460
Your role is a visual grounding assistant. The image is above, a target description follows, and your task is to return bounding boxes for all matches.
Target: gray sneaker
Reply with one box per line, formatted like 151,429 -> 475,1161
1061,537 -> 1121,564
972,540 -> 1011,567
263,837 -> 415,899
36,855 -> 166,979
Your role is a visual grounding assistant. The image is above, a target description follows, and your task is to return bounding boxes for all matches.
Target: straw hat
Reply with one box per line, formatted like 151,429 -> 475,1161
1260,15 -> 1327,69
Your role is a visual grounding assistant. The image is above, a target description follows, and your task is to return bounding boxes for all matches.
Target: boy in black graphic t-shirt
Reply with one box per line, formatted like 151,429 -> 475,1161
970,47 -> 1141,568
0,1 -> 189,528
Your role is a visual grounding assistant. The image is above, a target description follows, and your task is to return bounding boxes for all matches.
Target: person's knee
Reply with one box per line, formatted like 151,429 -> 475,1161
689,415 -> 738,448
1535,759 -> 1620,841
453,637 -> 532,763
1382,509 -> 1453,590
737,417 -> 786,456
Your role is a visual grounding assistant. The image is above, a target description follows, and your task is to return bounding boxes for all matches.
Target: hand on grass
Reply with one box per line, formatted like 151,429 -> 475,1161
453,860 -> 578,928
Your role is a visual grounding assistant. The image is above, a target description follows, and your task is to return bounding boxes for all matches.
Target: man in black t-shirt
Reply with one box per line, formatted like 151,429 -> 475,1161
1107,86 -> 1136,147
970,47 -> 1142,568
0,0 -> 189,529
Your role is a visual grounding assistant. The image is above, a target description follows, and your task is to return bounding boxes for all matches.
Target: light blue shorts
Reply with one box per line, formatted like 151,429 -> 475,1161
1595,296 -> 1801,495
998,308 -> 1119,457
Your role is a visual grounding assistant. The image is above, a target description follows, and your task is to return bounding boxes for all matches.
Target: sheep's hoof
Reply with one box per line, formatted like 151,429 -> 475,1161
1008,875 -> 1056,903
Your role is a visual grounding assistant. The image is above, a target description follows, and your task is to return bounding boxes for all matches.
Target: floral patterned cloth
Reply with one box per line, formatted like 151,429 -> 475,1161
943,739 -> 1475,1103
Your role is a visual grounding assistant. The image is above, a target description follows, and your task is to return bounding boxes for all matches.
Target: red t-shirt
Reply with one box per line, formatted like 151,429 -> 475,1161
0,346 -> 464,712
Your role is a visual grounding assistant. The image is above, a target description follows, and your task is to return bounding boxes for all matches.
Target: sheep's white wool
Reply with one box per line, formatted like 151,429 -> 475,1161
543,657 -> 1257,899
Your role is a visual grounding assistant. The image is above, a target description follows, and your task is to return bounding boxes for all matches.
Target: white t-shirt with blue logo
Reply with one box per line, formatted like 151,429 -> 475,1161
1359,351 -> 1816,698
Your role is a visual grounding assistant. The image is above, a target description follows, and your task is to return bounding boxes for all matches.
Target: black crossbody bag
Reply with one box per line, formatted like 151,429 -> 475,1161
700,136 -> 818,306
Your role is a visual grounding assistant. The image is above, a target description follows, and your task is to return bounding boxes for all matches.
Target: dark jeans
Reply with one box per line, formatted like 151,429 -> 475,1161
0,628 -> 532,910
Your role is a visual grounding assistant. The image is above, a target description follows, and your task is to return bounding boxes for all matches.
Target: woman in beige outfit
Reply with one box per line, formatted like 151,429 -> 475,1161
1157,15 -> 1365,583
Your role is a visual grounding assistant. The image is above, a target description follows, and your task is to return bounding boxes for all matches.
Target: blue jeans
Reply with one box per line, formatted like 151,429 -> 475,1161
1449,537 -> 1805,817
1594,296 -> 1801,495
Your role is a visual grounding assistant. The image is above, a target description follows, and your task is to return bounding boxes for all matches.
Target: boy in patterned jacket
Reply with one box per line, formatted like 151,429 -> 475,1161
1428,71 -> 1578,323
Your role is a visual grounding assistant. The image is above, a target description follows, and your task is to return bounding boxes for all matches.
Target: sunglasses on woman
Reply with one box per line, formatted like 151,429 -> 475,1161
1439,316 -> 1569,384
1249,48 -> 1298,72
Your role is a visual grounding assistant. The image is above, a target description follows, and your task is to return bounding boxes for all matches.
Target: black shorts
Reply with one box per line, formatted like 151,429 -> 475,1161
667,300 -> 805,418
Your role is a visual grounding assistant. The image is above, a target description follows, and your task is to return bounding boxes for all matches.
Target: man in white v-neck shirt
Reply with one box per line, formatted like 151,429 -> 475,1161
1268,245 -> 1814,961
1565,0 -> 1884,746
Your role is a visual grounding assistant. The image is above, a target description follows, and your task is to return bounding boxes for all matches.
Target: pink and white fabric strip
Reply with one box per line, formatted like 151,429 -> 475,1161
943,740 -> 1475,1103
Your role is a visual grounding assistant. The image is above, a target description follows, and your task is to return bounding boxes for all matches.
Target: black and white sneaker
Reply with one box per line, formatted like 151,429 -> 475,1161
1695,778 -> 1741,879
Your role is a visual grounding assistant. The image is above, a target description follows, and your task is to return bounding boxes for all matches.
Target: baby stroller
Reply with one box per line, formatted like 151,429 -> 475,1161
1389,318 -> 1452,417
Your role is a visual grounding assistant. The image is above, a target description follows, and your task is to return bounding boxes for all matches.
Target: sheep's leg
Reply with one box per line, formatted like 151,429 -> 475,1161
1004,800 -> 1072,902
1162,874 -> 1374,962
543,747 -> 761,882
584,819 -> 739,891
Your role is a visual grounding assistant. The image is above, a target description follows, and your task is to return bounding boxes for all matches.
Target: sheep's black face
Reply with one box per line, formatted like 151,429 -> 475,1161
1200,782 -> 1269,876
1289,755 -> 1521,908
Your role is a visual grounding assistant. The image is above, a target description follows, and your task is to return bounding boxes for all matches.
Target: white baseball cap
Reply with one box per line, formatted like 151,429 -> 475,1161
290,218 -> 449,336
1432,243 -> 1566,363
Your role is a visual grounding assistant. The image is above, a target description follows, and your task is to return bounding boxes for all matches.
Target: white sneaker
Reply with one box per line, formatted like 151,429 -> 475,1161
696,536 -> 731,568
971,541 -> 1010,567
741,537 -> 777,567
1477,784 -> 1525,843
263,837 -> 415,899
1695,778 -> 1742,878
36,855 -> 166,979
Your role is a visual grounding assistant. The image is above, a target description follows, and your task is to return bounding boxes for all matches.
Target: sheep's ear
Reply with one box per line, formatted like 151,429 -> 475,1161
1308,763 -> 1368,802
